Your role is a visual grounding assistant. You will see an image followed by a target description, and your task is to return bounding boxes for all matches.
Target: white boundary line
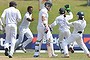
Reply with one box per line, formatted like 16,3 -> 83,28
40,50 -> 84,53
0,50 -> 84,53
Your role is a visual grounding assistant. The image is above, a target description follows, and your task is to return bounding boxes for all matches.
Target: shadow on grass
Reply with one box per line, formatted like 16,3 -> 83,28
80,3 -> 88,6
79,3 -> 90,6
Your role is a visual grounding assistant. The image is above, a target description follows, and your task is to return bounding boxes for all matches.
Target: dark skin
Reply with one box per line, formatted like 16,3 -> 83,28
26,8 -> 34,22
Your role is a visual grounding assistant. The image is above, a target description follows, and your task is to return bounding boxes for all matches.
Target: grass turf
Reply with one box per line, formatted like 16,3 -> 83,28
0,52 -> 90,60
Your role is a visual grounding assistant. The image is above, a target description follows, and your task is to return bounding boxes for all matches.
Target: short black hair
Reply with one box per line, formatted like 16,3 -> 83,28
44,1 -> 52,7
77,11 -> 84,20
9,1 -> 17,7
59,8 -> 65,14
27,6 -> 33,11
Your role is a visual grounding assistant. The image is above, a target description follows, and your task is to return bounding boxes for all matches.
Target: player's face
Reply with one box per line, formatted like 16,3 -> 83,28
28,8 -> 33,14
47,6 -> 51,11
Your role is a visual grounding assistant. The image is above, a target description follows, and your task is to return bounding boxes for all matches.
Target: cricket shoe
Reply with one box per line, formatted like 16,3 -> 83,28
52,54 -> 58,57
87,54 -> 90,58
62,54 -> 69,58
8,55 -> 12,58
61,49 -> 64,54
33,55 -> 39,57
68,47 -> 74,53
14,44 -> 22,53
21,46 -> 26,53
4,48 -> 9,56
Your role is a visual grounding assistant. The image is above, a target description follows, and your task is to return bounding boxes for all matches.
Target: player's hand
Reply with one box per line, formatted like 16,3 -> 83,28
27,18 -> 34,22
31,18 -> 34,21
44,27 -> 49,34
64,4 -> 71,13
48,25 -> 53,32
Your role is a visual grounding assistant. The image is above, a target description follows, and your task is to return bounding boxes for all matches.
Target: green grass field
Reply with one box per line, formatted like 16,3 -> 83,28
0,0 -> 90,34
0,52 -> 90,60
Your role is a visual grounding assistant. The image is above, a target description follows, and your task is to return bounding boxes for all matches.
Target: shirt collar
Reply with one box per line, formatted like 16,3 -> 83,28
9,7 -> 15,9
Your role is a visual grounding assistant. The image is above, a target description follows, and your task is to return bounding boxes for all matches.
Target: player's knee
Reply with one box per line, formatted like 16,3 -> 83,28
62,40 -> 67,46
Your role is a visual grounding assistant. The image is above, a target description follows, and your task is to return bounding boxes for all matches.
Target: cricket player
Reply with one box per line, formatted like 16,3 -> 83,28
50,6 -> 74,54
38,0 -> 57,57
62,11 -> 90,58
15,6 -> 34,53
38,0 -> 52,10
34,1 -> 57,57
1,1 -> 21,58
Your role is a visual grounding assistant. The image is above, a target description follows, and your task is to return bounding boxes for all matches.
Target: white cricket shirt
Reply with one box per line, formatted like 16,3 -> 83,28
50,12 -> 73,31
37,7 -> 48,28
68,20 -> 86,34
1,7 -> 21,25
20,12 -> 32,28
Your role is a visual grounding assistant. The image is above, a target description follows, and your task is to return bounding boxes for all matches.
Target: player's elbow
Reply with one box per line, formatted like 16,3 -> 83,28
17,17 -> 21,22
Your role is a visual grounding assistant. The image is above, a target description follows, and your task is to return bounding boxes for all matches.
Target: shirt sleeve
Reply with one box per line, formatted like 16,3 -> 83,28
50,17 -> 58,28
65,12 -> 73,21
83,20 -> 86,28
42,11 -> 46,17
17,10 -> 21,22
1,9 -> 6,24
26,14 -> 32,20
66,21 -> 78,27
0,19 -> 3,25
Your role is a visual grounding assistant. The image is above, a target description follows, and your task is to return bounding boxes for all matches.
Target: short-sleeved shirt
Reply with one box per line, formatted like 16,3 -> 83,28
20,12 -> 32,28
70,20 -> 86,34
38,7 -> 48,27
1,7 -> 21,25
37,7 -> 48,28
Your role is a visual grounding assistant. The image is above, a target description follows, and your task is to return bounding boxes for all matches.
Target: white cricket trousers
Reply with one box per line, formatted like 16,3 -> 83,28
59,29 -> 71,49
59,29 -> 71,42
4,24 -> 17,56
62,33 -> 90,55
15,27 -> 33,49
34,27 -> 55,55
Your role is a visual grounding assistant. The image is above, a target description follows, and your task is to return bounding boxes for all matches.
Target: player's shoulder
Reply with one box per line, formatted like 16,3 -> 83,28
73,20 -> 79,24
56,16 -> 59,19
55,16 -> 61,22
56,15 -> 63,20
41,8 -> 47,12
41,9 -> 45,12
83,19 -> 86,22
73,20 -> 83,25
15,8 -> 20,11
25,12 -> 29,15
4,8 -> 9,11
24,12 -> 30,17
